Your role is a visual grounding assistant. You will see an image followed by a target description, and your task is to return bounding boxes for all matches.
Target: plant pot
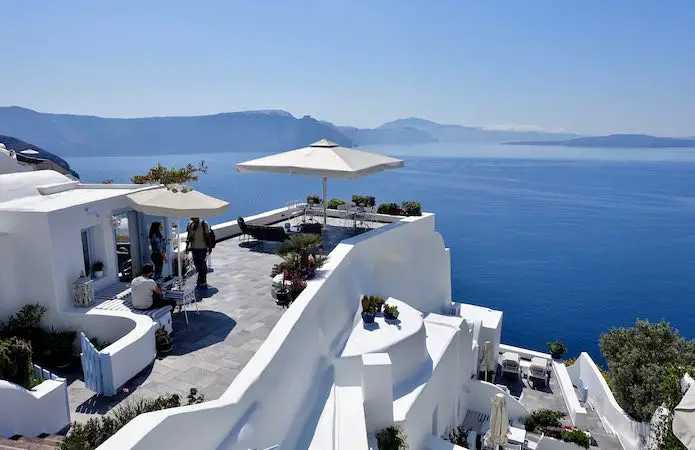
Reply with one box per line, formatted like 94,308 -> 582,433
94,271 -> 103,278
384,313 -> 398,321
275,289 -> 291,305
361,313 -> 375,324
157,341 -> 173,354
551,353 -> 564,360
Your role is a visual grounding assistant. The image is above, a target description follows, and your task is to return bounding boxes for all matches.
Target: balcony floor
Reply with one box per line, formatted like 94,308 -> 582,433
65,216 -> 385,422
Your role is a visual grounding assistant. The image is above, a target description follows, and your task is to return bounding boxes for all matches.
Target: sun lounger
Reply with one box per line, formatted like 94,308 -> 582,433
528,357 -> 550,388
501,351 -> 520,377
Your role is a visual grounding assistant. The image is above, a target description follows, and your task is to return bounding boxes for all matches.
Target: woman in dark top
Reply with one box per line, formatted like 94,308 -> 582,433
149,222 -> 167,280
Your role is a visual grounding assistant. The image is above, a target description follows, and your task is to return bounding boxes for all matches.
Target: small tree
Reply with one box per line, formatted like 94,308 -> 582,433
131,161 -> 208,185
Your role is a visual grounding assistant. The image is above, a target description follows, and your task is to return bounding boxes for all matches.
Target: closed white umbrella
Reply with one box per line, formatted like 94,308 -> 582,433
484,393 -> 510,450
236,139 -> 404,224
20,149 -> 40,155
673,384 -> 695,449
127,185 -> 229,287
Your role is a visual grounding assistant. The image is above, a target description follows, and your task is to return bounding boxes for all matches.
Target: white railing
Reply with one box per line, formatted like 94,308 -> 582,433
550,360 -> 587,428
566,353 -> 650,450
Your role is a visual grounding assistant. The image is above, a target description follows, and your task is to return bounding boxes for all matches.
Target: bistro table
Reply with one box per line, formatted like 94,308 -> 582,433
508,425 -> 527,444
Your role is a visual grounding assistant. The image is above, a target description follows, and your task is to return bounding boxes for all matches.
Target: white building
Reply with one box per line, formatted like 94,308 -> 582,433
0,169 -> 648,449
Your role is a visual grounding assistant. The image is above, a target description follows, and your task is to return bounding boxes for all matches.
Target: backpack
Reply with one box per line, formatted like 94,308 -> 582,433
187,221 -> 216,249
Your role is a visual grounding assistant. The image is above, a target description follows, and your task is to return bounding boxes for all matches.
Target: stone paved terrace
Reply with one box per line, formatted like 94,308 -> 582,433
65,216 -> 386,423
493,362 -> 622,449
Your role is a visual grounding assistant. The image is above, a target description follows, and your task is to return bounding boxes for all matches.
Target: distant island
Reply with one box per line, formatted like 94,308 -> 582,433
504,134 -> 695,149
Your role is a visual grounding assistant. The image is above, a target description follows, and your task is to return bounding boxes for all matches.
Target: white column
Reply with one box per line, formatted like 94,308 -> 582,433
361,353 -> 394,433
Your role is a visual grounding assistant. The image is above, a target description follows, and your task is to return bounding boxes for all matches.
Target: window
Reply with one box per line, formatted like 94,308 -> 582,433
81,228 -> 94,276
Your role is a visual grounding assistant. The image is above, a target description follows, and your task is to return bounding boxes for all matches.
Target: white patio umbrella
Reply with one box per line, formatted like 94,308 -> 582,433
484,393 -> 510,450
673,384 -> 695,449
127,185 -> 229,287
236,139 -> 404,224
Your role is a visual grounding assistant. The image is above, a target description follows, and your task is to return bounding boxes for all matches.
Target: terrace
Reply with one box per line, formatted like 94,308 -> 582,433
66,212 -> 390,422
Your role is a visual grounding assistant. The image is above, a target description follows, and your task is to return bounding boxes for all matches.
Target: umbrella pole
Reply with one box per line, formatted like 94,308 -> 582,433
177,217 -> 183,289
322,176 -> 327,226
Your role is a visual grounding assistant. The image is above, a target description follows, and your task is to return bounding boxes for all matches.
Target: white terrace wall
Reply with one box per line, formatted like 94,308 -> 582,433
567,353 -> 649,450
551,361 -> 587,428
467,380 -> 529,424
100,213 -> 451,450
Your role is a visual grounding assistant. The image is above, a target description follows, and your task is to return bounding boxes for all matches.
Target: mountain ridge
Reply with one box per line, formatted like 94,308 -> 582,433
503,133 -> 695,148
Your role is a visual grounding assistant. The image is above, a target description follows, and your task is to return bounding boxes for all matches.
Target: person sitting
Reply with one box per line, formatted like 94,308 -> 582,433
131,263 -> 177,311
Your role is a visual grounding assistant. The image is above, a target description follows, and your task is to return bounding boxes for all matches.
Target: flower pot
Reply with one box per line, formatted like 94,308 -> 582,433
551,353 -> 564,360
384,313 -> 398,321
94,271 -> 103,279
157,341 -> 173,354
275,289 -> 291,306
361,313 -> 375,324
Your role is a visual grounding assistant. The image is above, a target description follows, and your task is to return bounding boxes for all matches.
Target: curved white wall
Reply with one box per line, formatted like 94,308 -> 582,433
567,353 -> 649,450
99,213 -> 452,450
467,380 -> 529,423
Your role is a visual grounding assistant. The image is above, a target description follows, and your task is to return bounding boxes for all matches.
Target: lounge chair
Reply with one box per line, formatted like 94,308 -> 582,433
528,357 -> 550,389
299,222 -> 322,235
501,351 -> 521,377
248,224 -> 290,243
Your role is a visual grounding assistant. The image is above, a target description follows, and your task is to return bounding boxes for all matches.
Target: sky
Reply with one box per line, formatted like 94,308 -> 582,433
1,1 -> 694,136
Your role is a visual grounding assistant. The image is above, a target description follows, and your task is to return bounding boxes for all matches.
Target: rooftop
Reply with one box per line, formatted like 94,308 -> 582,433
65,216 -> 386,422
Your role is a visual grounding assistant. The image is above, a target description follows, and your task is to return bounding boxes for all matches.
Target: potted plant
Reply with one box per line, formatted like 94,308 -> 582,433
306,195 -> 321,205
155,328 -> 173,354
376,426 -> 408,450
383,303 -> 400,321
361,296 -> 377,324
92,261 -> 104,278
289,277 -> 307,301
547,340 -> 568,360
274,276 -> 291,306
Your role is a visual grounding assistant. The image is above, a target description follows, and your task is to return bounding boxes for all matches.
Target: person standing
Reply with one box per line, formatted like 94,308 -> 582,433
185,217 -> 212,287
149,222 -> 167,280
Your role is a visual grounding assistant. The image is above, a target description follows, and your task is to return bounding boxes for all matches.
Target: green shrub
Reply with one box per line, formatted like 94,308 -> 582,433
600,320 -> 695,422
561,429 -> 590,449
444,425 -> 469,446
0,304 -> 47,356
523,409 -> 566,433
377,202 -> 402,215
61,388 -> 204,450
547,340 -> 568,358
306,195 -> 321,205
0,337 -> 36,388
401,201 -> 421,216
376,426 -> 408,449
352,195 -> 376,207
327,198 -> 346,209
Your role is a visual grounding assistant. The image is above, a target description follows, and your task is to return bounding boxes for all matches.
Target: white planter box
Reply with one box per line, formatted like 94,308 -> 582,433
0,365 -> 71,438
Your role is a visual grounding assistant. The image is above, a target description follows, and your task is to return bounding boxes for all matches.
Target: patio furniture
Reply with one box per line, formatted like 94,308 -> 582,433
528,357 -> 550,389
164,282 -> 199,326
299,222 -> 322,235
94,282 -> 173,333
248,224 -> 290,243
237,217 -> 253,243
501,351 -> 521,377
507,426 -> 526,445
336,203 -> 351,227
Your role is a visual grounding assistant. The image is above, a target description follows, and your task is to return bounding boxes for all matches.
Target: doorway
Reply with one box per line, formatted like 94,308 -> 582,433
113,212 -> 135,282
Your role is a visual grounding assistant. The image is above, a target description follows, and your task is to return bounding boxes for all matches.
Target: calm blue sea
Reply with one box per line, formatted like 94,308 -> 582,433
68,143 -> 695,363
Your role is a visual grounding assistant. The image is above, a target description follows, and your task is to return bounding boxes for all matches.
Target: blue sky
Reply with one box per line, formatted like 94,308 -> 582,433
1,1 -> 694,135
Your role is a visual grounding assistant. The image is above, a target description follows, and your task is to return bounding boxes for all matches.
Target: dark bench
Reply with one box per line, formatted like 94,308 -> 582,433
238,217 -> 289,243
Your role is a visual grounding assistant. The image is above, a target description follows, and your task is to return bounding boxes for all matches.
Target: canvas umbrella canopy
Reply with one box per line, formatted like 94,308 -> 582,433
236,139 -> 404,224
484,393 -> 510,450
127,185 -> 229,287
673,383 -> 695,449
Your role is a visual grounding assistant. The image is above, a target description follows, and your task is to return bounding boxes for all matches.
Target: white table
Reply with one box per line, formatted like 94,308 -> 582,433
508,426 -> 526,444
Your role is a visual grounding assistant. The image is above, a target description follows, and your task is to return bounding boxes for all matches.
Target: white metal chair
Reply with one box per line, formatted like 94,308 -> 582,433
177,282 -> 200,326
336,204 -> 350,227
529,357 -> 550,388
501,351 -> 521,377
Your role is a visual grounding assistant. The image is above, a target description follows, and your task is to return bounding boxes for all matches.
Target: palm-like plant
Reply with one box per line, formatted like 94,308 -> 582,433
277,233 -> 325,275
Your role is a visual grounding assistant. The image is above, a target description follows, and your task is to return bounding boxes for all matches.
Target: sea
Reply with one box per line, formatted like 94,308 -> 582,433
68,143 -> 695,363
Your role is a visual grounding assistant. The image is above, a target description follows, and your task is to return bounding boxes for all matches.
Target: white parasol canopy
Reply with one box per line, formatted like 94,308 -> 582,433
127,185 -> 229,286
673,382 -> 695,449
236,139 -> 404,224
484,393 -> 510,449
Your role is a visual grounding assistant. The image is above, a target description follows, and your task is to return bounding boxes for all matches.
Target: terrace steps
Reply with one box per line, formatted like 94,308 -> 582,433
0,434 -> 64,449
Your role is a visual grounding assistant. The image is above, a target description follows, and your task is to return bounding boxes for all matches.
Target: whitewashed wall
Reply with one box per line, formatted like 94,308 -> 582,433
566,353 -> 649,450
536,435 -> 587,450
551,361 -> 587,428
467,380 -> 529,423
0,377 -> 70,438
100,213 -> 452,450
